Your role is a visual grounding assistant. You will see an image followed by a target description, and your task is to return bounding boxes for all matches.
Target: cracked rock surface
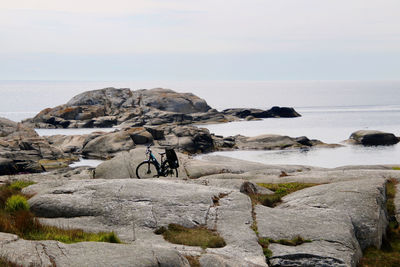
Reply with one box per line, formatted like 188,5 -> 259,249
256,178 -> 388,267
27,179 -> 266,266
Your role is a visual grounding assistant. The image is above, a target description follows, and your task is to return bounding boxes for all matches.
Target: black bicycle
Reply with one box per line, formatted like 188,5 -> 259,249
136,145 -> 179,179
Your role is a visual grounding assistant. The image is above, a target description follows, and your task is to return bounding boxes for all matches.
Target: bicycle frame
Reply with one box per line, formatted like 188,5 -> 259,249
144,146 -> 164,176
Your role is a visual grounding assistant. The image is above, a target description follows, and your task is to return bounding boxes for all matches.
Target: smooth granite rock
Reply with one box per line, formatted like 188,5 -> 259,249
280,178 -> 388,250
0,232 -> 190,267
27,179 -> 265,266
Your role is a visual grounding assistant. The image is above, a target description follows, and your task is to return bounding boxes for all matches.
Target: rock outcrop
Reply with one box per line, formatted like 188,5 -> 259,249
348,130 -> 399,146
0,154 -> 398,266
24,88 -> 214,129
0,117 -> 74,175
256,178 -> 388,266
27,179 -> 266,266
222,106 -> 301,119
23,88 -> 302,129
0,232 -> 190,267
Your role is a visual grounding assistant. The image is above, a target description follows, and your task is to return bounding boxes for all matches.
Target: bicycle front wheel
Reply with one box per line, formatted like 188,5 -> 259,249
136,162 -> 159,179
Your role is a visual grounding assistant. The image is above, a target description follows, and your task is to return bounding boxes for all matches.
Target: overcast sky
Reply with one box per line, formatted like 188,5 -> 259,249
1,0 -> 399,80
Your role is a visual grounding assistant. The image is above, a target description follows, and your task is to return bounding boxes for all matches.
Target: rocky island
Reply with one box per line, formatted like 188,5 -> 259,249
0,87 -> 399,267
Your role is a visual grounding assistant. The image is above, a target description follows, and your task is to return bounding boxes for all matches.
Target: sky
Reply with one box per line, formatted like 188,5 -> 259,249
1,0 -> 400,80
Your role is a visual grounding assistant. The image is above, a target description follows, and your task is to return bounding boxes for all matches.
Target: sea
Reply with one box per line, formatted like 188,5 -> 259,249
0,80 -> 399,168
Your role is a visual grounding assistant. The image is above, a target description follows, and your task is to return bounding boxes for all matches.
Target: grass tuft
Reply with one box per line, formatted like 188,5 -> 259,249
185,256 -> 200,267
0,182 -> 121,244
8,181 -> 35,191
5,195 -> 29,213
155,224 -> 226,249
249,183 -> 319,207
258,238 -> 273,258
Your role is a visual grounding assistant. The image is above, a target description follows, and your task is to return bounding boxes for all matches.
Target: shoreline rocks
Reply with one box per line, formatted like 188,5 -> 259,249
23,87 -> 301,129
0,117 -> 76,175
0,152 -> 399,266
347,130 -> 399,146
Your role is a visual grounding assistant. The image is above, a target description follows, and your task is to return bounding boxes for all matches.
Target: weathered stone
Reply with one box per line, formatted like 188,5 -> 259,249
0,117 -> 72,175
27,179 -> 265,266
222,106 -> 301,119
235,134 -> 301,150
256,206 -> 361,266
81,130 -> 135,159
279,178 -> 388,250
132,88 -> 211,114
0,232 -> 190,267
199,254 -> 265,267
269,253 -> 347,267
46,134 -> 87,153
125,127 -> 154,145
184,155 -> 270,179
158,126 -> 214,153
349,130 -> 399,146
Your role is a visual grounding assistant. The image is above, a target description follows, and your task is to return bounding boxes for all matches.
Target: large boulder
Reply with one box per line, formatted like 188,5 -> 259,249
0,117 -> 72,175
349,130 -> 399,146
81,130 -> 136,159
132,88 -> 211,114
158,125 -> 214,153
232,134 -> 339,150
222,106 -> 301,119
66,87 -> 133,110
256,178 -> 388,266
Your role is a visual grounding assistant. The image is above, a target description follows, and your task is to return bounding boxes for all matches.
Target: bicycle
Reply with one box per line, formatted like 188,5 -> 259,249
136,145 -> 179,179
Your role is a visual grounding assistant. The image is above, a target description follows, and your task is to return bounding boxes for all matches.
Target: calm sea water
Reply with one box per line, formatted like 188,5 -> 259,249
0,80 -> 399,167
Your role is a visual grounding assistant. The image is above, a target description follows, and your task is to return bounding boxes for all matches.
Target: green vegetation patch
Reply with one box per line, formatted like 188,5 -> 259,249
155,224 -> 226,249
392,167 -> 400,171
251,182 -> 319,207
5,195 -> 29,213
0,182 -> 121,244
8,181 -> 35,191
358,179 -> 400,267
258,238 -> 273,258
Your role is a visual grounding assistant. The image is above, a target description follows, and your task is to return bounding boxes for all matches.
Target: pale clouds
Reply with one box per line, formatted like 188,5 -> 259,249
1,0 -> 400,54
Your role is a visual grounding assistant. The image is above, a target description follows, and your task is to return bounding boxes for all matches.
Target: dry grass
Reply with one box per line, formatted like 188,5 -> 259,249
155,224 -> 226,249
185,256 -> 200,267
0,182 -> 121,244
0,257 -> 20,267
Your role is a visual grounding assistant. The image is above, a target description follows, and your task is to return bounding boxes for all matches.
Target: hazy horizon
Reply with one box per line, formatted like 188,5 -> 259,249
1,0 -> 399,80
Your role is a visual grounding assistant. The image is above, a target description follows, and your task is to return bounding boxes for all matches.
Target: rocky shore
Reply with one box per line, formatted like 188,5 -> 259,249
1,154 -> 400,267
1,87 -> 399,267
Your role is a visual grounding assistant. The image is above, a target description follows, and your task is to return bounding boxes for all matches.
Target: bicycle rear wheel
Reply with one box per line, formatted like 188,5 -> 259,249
162,162 -> 178,177
136,162 -> 159,179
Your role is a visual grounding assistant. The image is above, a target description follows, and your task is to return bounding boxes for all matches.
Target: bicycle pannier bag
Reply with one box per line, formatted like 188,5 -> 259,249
165,148 -> 179,168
